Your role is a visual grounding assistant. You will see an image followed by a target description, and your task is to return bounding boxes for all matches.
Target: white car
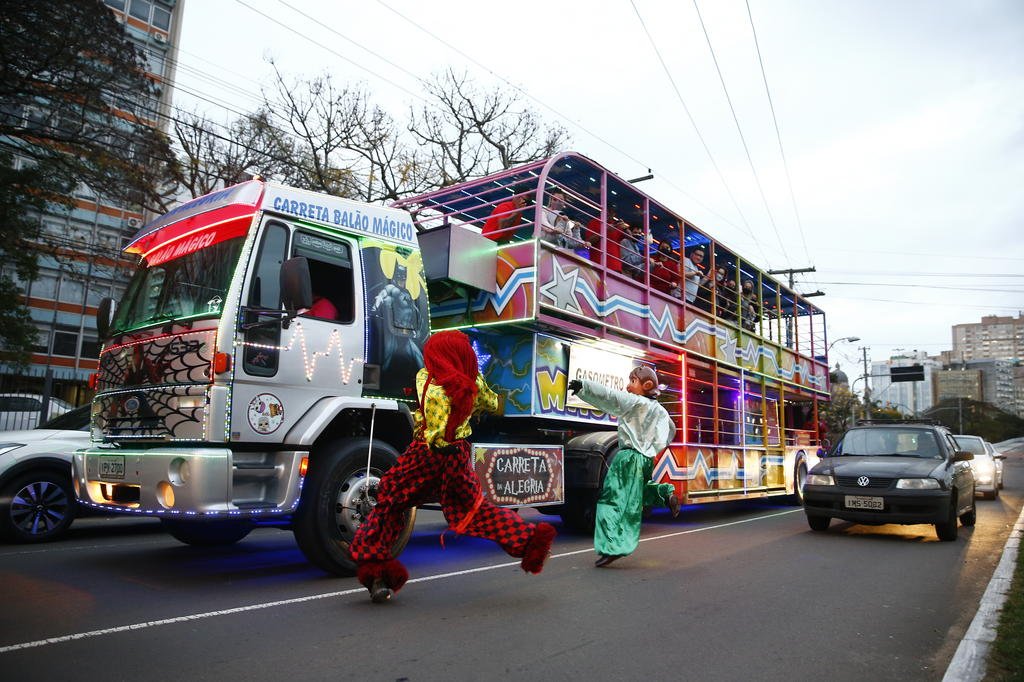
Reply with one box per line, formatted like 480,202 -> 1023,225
953,434 -> 999,500
984,441 -> 1006,490
0,405 -> 91,542
0,393 -> 74,431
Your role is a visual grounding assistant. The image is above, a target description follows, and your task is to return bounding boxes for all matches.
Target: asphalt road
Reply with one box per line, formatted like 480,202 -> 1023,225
1,455 -> 1021,682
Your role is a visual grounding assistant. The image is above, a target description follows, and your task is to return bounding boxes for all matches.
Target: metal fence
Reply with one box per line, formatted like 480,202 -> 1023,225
0,368 -> 92,432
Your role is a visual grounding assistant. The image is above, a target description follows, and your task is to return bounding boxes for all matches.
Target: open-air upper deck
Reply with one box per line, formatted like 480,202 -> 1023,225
395,152 -> 829,396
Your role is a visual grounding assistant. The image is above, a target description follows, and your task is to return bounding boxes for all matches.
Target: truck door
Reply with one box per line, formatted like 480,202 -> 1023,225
232,220 -> 365,443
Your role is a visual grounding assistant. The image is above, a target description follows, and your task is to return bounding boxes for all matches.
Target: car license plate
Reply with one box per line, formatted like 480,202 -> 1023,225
98,455 -> 125,479
845,495 -> 883,510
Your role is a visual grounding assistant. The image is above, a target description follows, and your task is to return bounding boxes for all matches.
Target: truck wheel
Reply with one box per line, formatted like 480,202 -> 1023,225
293,438 -> 415,576
789,457 -> 808,506
161,519 -> 253,546
0,470 -> 76,543
560,488 -> 599,533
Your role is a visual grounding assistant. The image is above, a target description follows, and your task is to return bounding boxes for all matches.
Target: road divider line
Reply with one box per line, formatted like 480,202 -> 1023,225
0,507 -> 800,654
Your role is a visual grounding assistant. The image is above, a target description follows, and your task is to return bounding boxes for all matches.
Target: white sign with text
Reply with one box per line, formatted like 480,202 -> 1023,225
566,345 -> 634,409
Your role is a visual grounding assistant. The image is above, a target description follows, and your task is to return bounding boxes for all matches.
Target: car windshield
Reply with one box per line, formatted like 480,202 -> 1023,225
38,404 -> 91,431
953,435 -> 986,455
835,428 -> 942,458
110,236 -> 245,334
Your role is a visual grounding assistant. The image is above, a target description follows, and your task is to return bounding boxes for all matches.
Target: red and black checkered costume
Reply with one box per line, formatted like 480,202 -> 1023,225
350,330 -> 556,597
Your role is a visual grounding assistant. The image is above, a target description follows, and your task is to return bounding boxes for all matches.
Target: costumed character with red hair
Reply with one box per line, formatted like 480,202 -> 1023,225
350,330 -> 557,603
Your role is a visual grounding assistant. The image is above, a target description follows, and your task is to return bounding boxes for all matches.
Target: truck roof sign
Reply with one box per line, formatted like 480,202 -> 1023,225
262,183 -> 418,248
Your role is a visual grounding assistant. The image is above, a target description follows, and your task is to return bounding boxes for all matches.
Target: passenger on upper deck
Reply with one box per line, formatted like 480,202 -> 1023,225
740,279 -> 758,332
650,241 -> 679,295
540,188 -> 584,251
482,188 -> 529,242
717,277 -> 738,323
620,223 -> 645,281
683,247 -> 710,307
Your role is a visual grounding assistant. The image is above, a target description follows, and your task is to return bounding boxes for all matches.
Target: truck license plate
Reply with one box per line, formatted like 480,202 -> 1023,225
845,495 -> 883,510
98,455 -> 125,479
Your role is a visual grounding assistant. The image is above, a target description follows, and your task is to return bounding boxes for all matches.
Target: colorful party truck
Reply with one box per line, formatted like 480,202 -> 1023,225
75,152 -> 830,575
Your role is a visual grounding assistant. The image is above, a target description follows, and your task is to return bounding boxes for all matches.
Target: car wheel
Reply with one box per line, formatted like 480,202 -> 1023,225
0,470 -> 77,543
959,498 -> 977,527
806,514 -> 830,532
935,494 -> 959,541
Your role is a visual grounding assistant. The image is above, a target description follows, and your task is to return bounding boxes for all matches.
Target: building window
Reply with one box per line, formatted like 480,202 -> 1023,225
32,329 -> 50,354
152,5 -> 171,31
52,330 -> 79,357
30,273 -> 59,299
106,0 -> 127,11
81,337 -> 101,359
128,0 -> 151,22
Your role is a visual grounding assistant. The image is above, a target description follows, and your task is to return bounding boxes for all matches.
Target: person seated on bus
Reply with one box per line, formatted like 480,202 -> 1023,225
482,189 -> 529,243
620,223 -> 645,281
740,279 -> 758,331
605,217 -> 627,273
540,188 -> 587,253
716,274 -> 738,322
650,240 -> 679,294
683,247 -> 710,307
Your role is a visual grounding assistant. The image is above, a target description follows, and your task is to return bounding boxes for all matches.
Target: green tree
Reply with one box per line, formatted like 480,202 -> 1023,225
0,0 -> 178,359
820,384 -> 860,444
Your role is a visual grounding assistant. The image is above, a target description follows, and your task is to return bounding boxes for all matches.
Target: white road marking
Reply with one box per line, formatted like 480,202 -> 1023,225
942,501 -> 1024,682
0,508 -> 800,654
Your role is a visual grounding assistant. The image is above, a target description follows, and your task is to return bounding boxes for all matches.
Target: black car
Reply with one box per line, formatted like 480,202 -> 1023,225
803,420 -> 976,541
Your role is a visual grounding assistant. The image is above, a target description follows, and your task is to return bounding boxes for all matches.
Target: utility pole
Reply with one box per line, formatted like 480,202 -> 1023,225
767,266 -> 817,347
859,346 -> 871,419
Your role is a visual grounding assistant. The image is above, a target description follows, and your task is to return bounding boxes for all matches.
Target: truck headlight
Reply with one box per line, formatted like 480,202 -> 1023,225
896,478 -> 940,490
806,474 -> 834,486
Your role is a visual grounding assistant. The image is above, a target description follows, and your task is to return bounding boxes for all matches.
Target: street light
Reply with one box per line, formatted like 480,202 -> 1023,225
828,336 -> 860,353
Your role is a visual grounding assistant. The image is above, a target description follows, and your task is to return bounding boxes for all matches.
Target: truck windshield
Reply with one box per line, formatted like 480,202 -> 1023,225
110,237 -> 245,335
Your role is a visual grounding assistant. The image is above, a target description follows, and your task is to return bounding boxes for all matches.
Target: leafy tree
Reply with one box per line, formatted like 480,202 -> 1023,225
820,384 -> 860,444
0,0 -> 178,359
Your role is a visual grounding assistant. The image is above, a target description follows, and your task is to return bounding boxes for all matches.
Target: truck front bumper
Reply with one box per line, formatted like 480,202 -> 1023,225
73,446 -> 305,517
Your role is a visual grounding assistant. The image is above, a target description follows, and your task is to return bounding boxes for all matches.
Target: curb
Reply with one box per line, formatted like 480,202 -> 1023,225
942,501 -> 1024,681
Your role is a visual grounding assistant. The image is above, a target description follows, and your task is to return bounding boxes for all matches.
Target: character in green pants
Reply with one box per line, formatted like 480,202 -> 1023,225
568,366 -> 680,567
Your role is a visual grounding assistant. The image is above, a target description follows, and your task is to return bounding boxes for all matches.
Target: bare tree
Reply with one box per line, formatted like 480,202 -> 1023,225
173,108 -> 298,198
409,69 -> 571,186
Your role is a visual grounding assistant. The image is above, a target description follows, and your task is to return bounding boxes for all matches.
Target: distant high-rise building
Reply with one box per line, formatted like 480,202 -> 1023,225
1,1 -> 183,400
951,313 -> 1024,363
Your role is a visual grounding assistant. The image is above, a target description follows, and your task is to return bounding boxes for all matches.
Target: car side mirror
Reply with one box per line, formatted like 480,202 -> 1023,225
816,447 -> 828,458
992,453 -> 1007,460
952,450 -> 973,462
280,257 -> 313,313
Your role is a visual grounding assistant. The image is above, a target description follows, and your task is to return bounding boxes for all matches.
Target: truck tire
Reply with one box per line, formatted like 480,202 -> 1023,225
161,519 -> 253,546
788,457 -> 808,506
560,487 -> 599,533
293,437 -> 415,576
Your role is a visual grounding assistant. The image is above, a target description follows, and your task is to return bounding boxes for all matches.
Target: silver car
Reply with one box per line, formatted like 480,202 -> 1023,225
984,441 -> 1006,490
0,406 -> 90,542
953,435 -> 999,500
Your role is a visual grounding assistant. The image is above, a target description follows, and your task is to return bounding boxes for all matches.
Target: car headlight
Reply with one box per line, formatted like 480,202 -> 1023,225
972,461 -> 995,476
0,443 -> 25,457
896,478 -> 940,490
806,474 -> 835,486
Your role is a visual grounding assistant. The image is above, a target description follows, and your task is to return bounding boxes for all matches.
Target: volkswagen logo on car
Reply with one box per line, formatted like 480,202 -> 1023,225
857,476 -> 870,487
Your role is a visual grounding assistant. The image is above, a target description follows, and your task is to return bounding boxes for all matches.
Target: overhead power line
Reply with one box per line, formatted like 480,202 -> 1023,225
690,0 -> 790,264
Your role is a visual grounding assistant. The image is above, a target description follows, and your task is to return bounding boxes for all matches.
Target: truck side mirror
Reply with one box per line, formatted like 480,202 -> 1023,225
280,257 -> 312,313
97,297 -> 116,339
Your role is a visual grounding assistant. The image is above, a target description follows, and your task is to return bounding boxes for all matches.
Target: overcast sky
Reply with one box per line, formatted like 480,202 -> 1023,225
172,0 -> 1024,386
